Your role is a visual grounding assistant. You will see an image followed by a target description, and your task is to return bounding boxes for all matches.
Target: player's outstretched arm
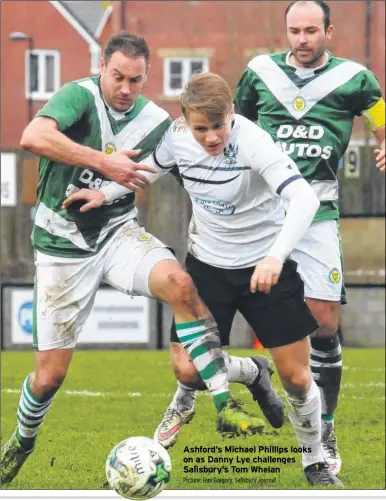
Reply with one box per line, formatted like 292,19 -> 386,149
20,117 -> 157,190
62,154 -> 169,211
250,177 -> 319,294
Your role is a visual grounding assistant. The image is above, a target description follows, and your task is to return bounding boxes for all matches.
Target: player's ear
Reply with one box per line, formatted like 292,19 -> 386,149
326,24 -> 334,41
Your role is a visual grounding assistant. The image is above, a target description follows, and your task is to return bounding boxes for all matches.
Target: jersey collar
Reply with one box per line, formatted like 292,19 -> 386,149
285,50 -> 331,79
104,100 -> 135,121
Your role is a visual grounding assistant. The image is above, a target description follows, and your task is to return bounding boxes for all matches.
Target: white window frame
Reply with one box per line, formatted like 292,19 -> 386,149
25,50 -> 60,100
163,57 -> 209,97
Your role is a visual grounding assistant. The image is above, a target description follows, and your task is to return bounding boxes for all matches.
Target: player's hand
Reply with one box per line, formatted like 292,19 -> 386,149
250,256 -> 283,294
62,188 -> 106,212
100,149 -> 157,191
374,148 -> 385,172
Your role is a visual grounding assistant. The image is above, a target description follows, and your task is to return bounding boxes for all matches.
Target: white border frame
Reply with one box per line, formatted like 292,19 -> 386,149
1,489 -> 384,500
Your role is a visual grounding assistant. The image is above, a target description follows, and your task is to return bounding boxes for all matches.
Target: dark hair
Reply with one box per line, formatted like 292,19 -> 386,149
285,0 -> 331,32
103,32 -> 150,65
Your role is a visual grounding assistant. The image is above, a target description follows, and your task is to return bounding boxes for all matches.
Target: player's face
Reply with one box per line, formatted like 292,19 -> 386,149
286,2 -> 333,68
186,108 -> 234,156
100,51 -> 148,112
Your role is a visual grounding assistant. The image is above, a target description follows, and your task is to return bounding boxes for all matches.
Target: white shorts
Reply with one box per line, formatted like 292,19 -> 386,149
33,220 -> 177,351
290,220 -> 343,302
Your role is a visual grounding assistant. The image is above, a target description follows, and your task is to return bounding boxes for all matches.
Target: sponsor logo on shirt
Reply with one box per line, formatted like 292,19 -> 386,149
194,196 -> 235,215
178,158 -> 194,167
276,124 -> 333,160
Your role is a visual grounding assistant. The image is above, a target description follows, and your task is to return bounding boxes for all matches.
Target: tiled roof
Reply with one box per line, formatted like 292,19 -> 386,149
61,1 -> 109,37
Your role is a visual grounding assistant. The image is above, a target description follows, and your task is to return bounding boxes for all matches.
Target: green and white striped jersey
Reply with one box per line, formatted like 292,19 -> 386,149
31,77 -> 171,257
234,52 -> 383,221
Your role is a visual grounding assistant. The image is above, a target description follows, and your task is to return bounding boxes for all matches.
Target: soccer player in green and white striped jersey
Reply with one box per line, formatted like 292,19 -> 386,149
0,33 -> 264,487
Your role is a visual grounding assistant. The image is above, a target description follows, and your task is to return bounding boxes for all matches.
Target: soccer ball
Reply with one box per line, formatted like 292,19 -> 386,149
105,436 -> 172,500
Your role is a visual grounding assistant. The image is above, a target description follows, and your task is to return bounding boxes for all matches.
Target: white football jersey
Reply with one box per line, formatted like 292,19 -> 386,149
147,114 -> 304,268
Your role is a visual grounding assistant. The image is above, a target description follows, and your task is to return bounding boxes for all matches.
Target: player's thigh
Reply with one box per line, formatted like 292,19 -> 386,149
290,220 -> 344,302
103,220 -> 176,298
306,297 -> 340,336
34,251 -> 104,351
237,259 -> 318,349
169,255 -> 237,346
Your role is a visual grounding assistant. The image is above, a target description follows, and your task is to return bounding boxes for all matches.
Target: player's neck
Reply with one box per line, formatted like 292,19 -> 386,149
287,51 -> 329,70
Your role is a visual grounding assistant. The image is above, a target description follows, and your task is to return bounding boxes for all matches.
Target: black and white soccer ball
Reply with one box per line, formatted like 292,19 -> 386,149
105,436 -> 172,500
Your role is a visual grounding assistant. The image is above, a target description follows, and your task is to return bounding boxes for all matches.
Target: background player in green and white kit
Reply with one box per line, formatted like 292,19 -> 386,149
0,33 -> 265,487
154,0 -> 385,476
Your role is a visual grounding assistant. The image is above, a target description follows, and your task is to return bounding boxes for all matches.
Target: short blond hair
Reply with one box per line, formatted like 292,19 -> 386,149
181,72 -> 233,123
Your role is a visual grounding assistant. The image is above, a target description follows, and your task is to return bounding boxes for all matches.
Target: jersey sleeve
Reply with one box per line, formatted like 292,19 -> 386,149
234,67 -> 260,122
151,124 -> 178,171
242,124 -> 303,194
351,70 -> 383,117
101,123 -> 178,203
36,82 -> 92,131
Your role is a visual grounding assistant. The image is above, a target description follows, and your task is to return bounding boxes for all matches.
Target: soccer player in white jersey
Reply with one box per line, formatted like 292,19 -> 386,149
0,35 -> 265,487
158,0 -> 386,476
63,72 -> 344,486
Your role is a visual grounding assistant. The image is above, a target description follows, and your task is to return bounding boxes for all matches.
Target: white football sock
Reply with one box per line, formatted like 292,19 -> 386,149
223,352 -> 259,385
285,380 -> 324,469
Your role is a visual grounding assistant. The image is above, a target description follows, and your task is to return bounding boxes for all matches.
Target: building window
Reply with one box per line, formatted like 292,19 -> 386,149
163,57 -> 209,97
25,50 -> 60,100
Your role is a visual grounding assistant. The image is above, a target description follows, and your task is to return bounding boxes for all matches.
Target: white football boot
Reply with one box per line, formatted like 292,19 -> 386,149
154,406 -> 195,449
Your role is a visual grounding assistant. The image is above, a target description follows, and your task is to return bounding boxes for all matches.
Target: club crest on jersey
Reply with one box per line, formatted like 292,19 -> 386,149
329,268 -> 341,284
224,143 -> 239,165
104,142 -> 116,155
293,96 -> 306,111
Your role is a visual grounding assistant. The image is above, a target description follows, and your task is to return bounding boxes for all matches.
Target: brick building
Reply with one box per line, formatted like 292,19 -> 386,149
1,1 -> 384,147
1,0 -> 111,148
110,0 -> 385,123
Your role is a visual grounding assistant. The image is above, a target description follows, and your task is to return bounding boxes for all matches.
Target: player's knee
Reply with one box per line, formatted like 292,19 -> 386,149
312,318 -> 339,339
34,369 -> 67,395
308,302 -> 339,339
281,368 -> 312,396
173,360 -> 204,389
163,270 -> 196,304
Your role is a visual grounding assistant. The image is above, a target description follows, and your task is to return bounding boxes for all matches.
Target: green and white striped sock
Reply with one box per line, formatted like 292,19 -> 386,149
16,374 -> 54,450
175,317 -> 230,411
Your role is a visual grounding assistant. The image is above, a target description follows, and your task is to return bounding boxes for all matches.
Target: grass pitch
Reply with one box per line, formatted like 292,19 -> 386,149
1,348 -> 385,491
